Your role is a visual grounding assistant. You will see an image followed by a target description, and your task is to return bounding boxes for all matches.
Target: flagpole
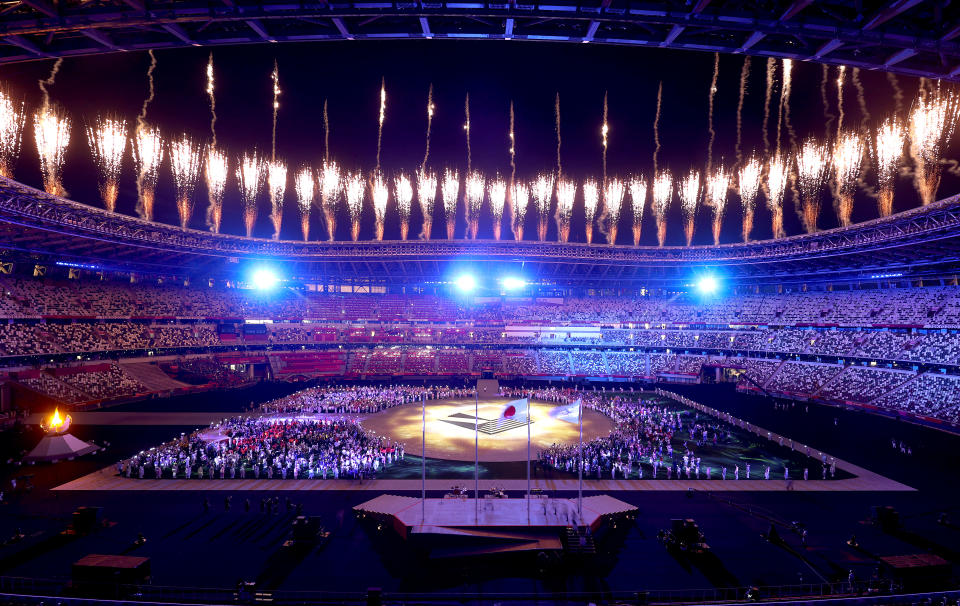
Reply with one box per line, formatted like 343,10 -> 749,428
421,393 -> 426,526
526,394 -> 531,525
578,396 -> 583,519
475,384 -> 479,524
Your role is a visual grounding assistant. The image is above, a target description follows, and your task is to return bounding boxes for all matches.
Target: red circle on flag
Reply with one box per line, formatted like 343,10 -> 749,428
504,405 -> 516,418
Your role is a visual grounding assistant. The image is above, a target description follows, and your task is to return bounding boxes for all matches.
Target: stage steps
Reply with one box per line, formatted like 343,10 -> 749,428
563,527 -> 596,555
118,363 -> 188,392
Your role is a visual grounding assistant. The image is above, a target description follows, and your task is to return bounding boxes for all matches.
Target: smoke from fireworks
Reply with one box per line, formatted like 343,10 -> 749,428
679,169 -> 701,246
796,138 -> 830,233
652,172 -> 673,246
511,181 -> 530,241
441,169 -> 459,239
319,161 -> 341,241
821,65 -> 835,139
738,156 -> 762,242
133,125 -> 163,221
852,67 -> 870,125
170,135 -> 201,229
653,82 -> 662,175
780,59 -> 795,151
532,173 -> 555,241
582,179 -> 599,245
271,61 -> 280,160
555,93 -> 562,178
205,147 -> 227,233
464,171 -> 484,239
766,154 -> 788,238
376,77 -> 385,171
371,171 -> 389,241
488,176 -> 507,241
464,93 -> 471,172
831,131 -> 865,226
206,54 -> 217,147
763,57 -> 775,155
295,167 -> 314,241
344,170 -> 365,241
394,173 -> 413,240
86,116 -> 126,212
237,151 -> 263,237
423,84 -> 434,169
908,86 -> 960,204
887,72 -> 904,114
33,105 -> 70,197
38,58 -> 62,114
706,165 -> 731,245
323,100 -> 330,163
417,169 -> 437,240
555,178 -> 575,243
836,65 -> 846,139
601,91 -> 609,183
136,51 -> 156,133
874,117 -> 905,217
0,91 -> 25,178
707,52 -> 719,173
602,178 -> 625,245
266,159 -> 287,238
736,56 -> 750,165
629,176 -> 647,246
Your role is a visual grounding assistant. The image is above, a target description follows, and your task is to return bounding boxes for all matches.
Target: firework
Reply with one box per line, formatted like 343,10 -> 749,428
908,86 -> 960,204
205,147 -> 227,233
629,177 -> 647,246
555,178 -> 576,243
423,84 -> 434,169
33,105 -> 70,197
319,160 -> 342,241
132,124 -> 162,221
271,61 -> 280,160
376,77 -> 386,171
267,160 -> 287,239
831,131 -> 865,227
464,93 -> 471,172
706,165 -> 731,245
488,176 -> 507,241
874,117 -> 905,217
707,52 -> 719,172
601,91 -> 609,183
464,171 -> 484,239
441,169 -> 459,239
417,169 -> 437,240
206,53 -> 217,147
532,173 -> 555,241
679,169 -> 701,246
0,91 -> 25,178
511,181 -> 530,241
836,65 -> 846,138
602,178 -> 625,245
796,138 -> 830,233
294,167 -> 314,241
86,116 -> 126,212
169,135 -> 201,229
738,156 -> 762,242
344,170 -> 365,241
652,171 -> 673,246
236,151 -> 263,237
582,179 -> 599,244
766,154 -> 789,238
371,171 -> 389,241
394,173 -> 413,240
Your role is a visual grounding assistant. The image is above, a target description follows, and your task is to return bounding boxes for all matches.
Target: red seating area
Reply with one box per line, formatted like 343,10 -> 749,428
275,352 -> 346,376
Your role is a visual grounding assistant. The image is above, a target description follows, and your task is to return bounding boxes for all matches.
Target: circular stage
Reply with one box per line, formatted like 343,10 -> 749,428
361,397 -> 614,462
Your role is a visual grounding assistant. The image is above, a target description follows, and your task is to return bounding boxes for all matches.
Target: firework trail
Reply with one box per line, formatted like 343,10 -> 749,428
836,65 -> 846,139
582,178 -> 599,244
441,169 -> 459,239
508,101 -> 516,229
236,151 -> 263,237
205,147 -> 227,233
38,57 -> 63,113
601,178 -> 624,245
488,176 -> 506,241
735,56 -> 750,165
555,93 -> 562,178
132,125 -> 162,220
295,167 -> 314,241
707,52 -> 719,173
417,169 -> 437,240
33,106 -> 70,197
679,169 -> 701,246
0,91 -> 24,178
652,171 -> 673,246
796,138 -> 830,233
908,86 -> 960,204
653,83 -> 662,175
531,173 -> 554,241
831,131 -> 865,226
376,77 -> 385,171
511,181 -> 530,241
344,170 -> 365,242
423,84 -> 434,169
206,53 -> 217,147
763,57 -> 775,155
371,171 -> 389,241
706,165 -> 731,245
601,91 -> 609,184
464,171 -> 485,239
319,160 -> 341,241
323,100 -> 330,163
765,154 -> 788,238
267,159 -> 287,239
852,67 -> 870,126
394,173 -> 414,240
554,178 -> 575,243
629,176 -> 647,245
170,135 -> 202,229
874,117 -> 905,217
887,72 -> 904,114
464,93 -> 471,172
86,116 -> 126,212
271,61 -> 280,161
781,59 -> 796,150
820,65 -> 835,138
738,156 -> 762,242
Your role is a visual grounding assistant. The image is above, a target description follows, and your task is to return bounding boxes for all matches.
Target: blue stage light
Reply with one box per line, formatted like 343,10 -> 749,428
501,276 -> 526,291
251,268 -> 279,290
454,274 -> 477,293
697,275 -> 719,295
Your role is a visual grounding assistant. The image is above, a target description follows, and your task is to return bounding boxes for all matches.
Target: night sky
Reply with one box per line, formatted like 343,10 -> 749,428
0,41 -> 950,244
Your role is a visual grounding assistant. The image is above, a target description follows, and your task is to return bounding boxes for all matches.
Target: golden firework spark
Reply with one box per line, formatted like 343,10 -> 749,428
874,117 -> 905,217
417,169 -> 437,240
796,138 -> 830,233
169,135 -> 201,229
133,124 -> 163,221
652,171 -> 673,246
204,147 -> 227,233
33,105 -> 70,197
0,90 -> 25,178
441,168 -> 459,239
738,156 -> 762,242
236,151 -> 263,237
294,167 -> 314,241
706,165 -> 731,245
464,171 -> 484,239
628,176 -> 647,246
532,173 -> 555,241
678,169 -> 701,246
511,181 -> 530,241
908,86 -> 960,204
344,170 -> 365,241
766,154 -> 789,238
394,173 -> 413,240
582,178 -> 600,245
602,178 -> 625,245
488,176 -> 507,241
266,160 -> 287,239
555,178 -> 576,243
319,160 -> 341,241
376,77 -> 386,171
371,171 -> 389,241
85,116 -> 126,212
831,131 -> 865,227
